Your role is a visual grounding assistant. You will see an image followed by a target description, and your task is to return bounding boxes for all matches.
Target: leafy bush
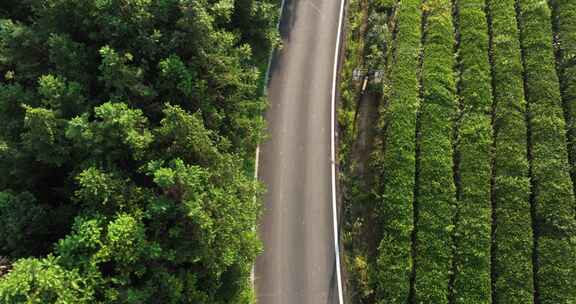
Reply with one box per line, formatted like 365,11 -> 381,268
550,0 -> 576,191
412,0 -> 457,302
487,0 -> 534,302
517,0 -> 576,302
452,0 -> 493,302
371,0 -> 421,302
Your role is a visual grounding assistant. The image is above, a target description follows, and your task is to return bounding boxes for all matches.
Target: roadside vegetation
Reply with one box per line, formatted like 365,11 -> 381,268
339,0 -> 394,302
0,1 -> 278,303
340,0 -> 576,303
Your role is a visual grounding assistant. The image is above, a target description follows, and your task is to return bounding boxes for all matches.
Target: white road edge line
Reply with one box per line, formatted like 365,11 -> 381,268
332,0 -> 346,303
251,145 -> 260,288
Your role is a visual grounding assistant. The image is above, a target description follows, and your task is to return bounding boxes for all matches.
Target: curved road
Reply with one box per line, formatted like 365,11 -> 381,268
254,0 -> 345,303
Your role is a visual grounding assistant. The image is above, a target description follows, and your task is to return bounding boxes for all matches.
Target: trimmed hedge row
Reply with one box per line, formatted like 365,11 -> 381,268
550,0 -> 576,193
487,0 -> 534,303
412,0 -> 457,303
452,0 -> 493,302
516,1 -> 576,303
372,0 -> 421,302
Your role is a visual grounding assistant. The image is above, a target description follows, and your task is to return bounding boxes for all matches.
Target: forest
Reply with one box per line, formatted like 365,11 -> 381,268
0,0 -> 278,303
340,0 -> 576,303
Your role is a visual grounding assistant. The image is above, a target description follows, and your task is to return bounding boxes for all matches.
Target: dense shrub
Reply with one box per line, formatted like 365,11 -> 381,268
549,0 -> 576,190
451,0 -> 493,302
371,0 -> 421,302
412,0 -> 457,303
517,0 -> 576,303
487,0 -> 534,302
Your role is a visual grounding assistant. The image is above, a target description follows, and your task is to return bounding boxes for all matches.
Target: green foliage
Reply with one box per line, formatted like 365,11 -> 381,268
98,45 -> 156,101
0,192 -> 48,257
37,74 -> 87,117
158,55 -> 200,102
452,0 -> 494,302
371,0 -> 421,302
338,0 -> 369,158
487,0 -> 534,302
22,105 -> 69,166
46,34 -> 91,89
0,0 -> 275,302
231,0 -> 280,60
66,102 -> 154,161
54,214 -> 164,303
412,1 -> 457,302
374,0 -> 396,11
155,104 -> 224,165
550,0 -> 576,195
517,0 -> 576,302
0,256 -> 96,304
144,157 -> 262,276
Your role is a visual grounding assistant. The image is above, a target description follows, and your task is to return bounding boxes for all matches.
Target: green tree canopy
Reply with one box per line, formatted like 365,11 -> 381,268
0,0 -> 277,302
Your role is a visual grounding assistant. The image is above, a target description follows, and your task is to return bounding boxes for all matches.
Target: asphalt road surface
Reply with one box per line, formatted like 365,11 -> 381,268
254,0 -> 345,303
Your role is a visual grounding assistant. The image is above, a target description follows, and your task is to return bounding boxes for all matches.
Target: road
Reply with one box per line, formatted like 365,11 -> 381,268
254,0 -> 345,303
